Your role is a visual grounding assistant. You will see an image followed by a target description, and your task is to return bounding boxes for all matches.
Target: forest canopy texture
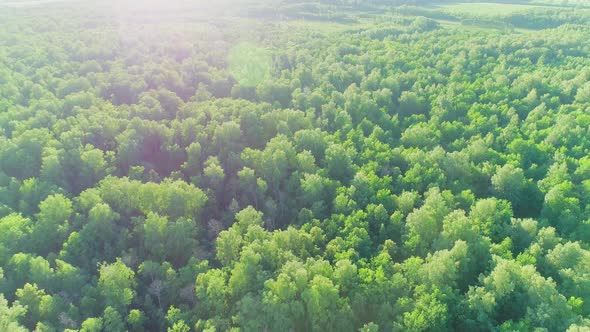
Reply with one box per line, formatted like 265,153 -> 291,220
0,0 -> 589,331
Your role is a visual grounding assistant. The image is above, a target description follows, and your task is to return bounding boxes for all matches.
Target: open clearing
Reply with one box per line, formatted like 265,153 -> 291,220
437,2 -> 541,16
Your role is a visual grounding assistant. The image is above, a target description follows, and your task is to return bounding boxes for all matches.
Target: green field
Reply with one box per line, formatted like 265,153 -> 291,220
438,2 -> 542,16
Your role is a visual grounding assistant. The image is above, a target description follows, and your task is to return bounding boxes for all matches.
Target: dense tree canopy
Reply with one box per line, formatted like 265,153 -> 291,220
0,0 -> 589,331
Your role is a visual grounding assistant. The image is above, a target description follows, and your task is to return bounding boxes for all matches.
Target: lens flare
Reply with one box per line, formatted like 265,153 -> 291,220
228,42 -> 271,87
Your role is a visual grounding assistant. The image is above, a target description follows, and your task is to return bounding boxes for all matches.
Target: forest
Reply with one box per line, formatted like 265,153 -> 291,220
0,0 -> 589,331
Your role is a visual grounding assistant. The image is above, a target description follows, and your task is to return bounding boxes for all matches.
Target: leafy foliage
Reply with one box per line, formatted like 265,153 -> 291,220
0,0 -> 589,331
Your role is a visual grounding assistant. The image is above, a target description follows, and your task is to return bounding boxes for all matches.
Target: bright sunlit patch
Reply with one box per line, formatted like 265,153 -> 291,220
228,42 -> 271,87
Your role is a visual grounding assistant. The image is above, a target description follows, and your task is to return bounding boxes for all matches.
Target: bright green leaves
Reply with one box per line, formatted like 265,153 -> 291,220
402,286 -> 449,332
469,197 -> 513,243
404,188 -> 452,257
466,259 -> 578,331
0,214 -> 30,264
98,177 -> 207,220
98,259 -> 136,312
302,275 -> 353,332
0,295 -> 26,332
30,194 -> 72,255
